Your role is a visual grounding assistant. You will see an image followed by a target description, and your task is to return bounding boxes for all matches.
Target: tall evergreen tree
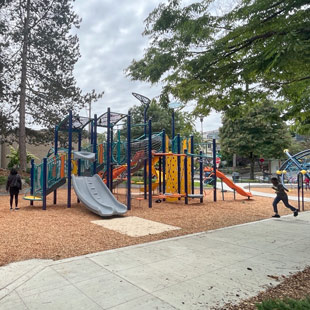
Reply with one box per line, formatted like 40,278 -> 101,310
0,0 -> 103,170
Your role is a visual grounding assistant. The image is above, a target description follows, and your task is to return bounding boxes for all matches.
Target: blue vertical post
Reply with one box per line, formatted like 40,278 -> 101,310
148,118 -> 152,208
90,121 -> 94,145
77,131 -> 82,204
143,106 -> 148,200
106,108 -> 111,191
42,157 -> 47,210
177,134 -> 181,195
92,114 -> 97,176
190,135 -> 194,195
127,111 -> 131,210
212,138 -> 217,202
162,130 -> 166,195
199,151 -> 203,203
30,159 -> 34,206
158,156 -> 162,193
184,149 -> 188,204
78,131 -> 82,176
53,126 -> 58,205
298,173 -> 301,211
110,126 -> 114,190
67,110 -> 72,208
117,130 -> 121,164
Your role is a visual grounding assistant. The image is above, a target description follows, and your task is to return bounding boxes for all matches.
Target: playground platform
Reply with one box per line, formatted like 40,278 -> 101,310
1,212 -> 310,309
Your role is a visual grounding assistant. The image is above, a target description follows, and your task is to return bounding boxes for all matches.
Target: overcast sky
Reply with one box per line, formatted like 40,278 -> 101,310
72,0 -> 222,133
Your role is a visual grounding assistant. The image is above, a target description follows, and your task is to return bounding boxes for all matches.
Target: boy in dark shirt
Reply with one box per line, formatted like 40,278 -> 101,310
271,177 -> 298,218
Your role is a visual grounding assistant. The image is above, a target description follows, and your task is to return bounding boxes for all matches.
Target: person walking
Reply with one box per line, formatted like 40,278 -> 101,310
271,177 -> 298,218
6,168 -> 22,211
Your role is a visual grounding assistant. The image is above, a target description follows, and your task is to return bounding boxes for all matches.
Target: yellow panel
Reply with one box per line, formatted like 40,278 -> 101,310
166,134 -> 170,152
165,154 -> 178,201
71,159 -> 78,175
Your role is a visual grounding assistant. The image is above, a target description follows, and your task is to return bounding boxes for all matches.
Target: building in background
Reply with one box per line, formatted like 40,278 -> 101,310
200,130 -> 221,156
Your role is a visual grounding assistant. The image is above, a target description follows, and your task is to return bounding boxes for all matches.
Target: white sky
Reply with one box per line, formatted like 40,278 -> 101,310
72,0 -> 223,133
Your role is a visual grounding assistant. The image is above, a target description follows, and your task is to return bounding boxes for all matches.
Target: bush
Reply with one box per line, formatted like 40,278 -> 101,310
257,297 -> 310,310
6,146 -> 38,169
0,176 -> 7,186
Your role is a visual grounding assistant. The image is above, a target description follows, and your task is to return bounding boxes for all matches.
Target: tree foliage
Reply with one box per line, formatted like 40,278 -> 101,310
126,0 -> 310,130
0,0 -> 103,169
219,101 -> 293,178
121,101 -> 199,141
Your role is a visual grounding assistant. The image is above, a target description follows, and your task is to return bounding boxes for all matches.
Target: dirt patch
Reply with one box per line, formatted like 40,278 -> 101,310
0,187 -> 309,267
92,216 -> 181,237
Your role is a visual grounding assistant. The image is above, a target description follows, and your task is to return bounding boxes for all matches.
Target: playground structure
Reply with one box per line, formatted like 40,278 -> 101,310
277,149 -> 310,211
24,106 -> 253,217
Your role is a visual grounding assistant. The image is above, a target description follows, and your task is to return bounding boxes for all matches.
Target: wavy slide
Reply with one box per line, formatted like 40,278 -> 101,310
72,174 -> 127,217
215,170 -> 252,198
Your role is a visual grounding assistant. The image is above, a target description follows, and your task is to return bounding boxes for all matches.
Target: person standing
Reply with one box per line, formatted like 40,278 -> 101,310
271,177 -> 298,218
6,168 -> 22,211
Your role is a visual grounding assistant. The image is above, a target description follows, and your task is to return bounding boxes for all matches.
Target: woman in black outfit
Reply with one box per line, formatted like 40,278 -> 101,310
6,168 -> 22,211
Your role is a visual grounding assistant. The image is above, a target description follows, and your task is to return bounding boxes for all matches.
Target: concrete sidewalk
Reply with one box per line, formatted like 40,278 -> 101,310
1,213 -> 310,310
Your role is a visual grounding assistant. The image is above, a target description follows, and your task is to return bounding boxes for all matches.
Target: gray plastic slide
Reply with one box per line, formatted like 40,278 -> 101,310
73,151 -> 96,162
72,174 -> 127,217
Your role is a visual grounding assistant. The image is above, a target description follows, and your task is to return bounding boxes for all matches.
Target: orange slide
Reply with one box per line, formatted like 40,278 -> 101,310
215,170 -> 252,198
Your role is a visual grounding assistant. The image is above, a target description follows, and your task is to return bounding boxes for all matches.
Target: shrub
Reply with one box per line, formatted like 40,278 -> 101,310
6,146 -> 38,169
0,176 -> 7,186
257,297 -> 310,310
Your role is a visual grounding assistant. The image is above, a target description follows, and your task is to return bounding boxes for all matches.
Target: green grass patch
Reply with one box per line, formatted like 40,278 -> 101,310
257,297 -> 310,309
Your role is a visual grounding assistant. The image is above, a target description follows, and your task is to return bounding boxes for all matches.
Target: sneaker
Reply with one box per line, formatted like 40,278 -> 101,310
294,210 -> 298,217
14,207 -> 20,211
272,214 -> 280,218
10,208 -> 13,211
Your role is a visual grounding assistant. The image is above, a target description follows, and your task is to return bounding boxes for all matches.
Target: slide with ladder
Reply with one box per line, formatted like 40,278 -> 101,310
215,170 -> 252,198
72,174 -> 127,217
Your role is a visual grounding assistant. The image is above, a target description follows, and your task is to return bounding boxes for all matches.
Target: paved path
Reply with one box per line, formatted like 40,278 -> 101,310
1,212 -> 310,309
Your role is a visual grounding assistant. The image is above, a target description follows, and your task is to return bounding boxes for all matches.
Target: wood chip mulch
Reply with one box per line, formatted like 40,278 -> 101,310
3,187 -> 306,267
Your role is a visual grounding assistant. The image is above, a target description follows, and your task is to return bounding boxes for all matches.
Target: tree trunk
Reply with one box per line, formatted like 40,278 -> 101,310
250,152 -> 255,180
19,0 -> 30,172
232,153 -> 237,171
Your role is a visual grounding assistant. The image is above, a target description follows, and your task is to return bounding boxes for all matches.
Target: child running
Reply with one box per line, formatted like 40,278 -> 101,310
6,168 -> 22,211
271,177 -> 298,218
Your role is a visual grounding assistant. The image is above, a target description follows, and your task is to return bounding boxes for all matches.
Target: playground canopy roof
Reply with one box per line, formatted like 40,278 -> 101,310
57,115 -> 92,132
132,92 -> 151,105
97,112 -> 127,127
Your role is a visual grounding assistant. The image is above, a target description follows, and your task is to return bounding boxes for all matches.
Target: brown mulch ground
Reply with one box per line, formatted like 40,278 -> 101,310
1,187 -> 310,308
1,187 -> 307,267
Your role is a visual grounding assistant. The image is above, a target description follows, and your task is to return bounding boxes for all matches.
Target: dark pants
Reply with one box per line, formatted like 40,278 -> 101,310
9,187 -> 19,208
273,195 -> 297,213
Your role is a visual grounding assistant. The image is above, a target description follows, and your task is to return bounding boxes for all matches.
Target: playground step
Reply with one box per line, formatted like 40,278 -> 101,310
188,194 -> 204,198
